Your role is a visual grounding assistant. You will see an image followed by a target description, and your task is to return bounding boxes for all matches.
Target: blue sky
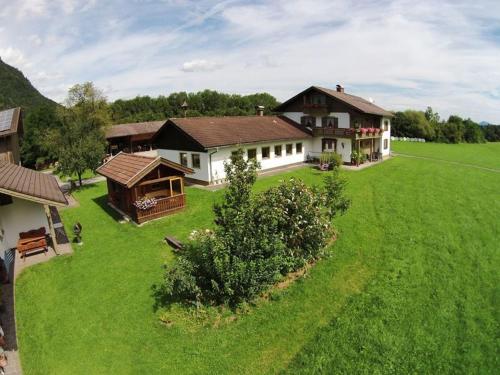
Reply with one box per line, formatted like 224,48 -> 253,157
1,0 -> 499,122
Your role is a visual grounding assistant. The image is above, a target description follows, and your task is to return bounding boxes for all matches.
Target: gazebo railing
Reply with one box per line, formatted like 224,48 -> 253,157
134,194 -> 185,224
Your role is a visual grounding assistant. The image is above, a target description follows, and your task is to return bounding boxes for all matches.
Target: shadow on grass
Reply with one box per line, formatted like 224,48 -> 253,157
91,194 -> 125,222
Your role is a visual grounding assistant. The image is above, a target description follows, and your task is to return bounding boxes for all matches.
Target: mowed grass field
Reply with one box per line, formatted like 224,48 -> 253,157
392,141 -> 500,170
15,143 -> 500,374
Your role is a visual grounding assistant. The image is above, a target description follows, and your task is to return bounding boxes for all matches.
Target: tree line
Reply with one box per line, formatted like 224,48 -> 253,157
109,90 -> 279,123
391,107 -> 500,143
21,86 -> 280,169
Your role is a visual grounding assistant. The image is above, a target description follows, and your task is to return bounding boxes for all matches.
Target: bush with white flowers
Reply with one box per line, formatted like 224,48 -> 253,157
133,196 -> 158,210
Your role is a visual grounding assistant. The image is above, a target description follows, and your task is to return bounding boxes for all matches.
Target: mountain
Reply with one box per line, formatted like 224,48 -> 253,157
479,121 -> 490,126
0,57 -> 57,112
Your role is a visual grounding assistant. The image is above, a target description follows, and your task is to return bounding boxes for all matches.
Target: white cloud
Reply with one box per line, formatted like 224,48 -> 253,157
0,47 -> 31,69
182,59 -> 222,72
0,0 -> 499,122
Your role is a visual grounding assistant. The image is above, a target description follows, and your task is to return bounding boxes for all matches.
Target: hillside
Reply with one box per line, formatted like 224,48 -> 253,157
0,57 -> 57,112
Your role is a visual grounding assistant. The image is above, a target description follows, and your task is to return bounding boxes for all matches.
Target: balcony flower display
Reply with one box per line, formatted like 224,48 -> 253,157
133,196 -> 158,211
359,128 -> 368,136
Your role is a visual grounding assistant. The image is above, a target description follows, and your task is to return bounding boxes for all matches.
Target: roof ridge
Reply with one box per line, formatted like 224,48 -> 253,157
171,115 -> 279,120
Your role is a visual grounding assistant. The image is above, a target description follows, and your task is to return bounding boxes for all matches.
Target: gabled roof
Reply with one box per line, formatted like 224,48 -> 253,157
0,161 -> 67,206
275,86 -> 393,117
0,107 -> 22,138
167,115 -> 311,149
96,152 -> 193,188
106,120 -> 166,139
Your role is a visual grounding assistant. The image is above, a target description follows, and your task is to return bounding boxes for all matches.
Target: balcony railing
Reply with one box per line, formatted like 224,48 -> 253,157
134,194 -> 186,224
312,127 -> 356,137
303,103 -> 328,115
312,127 -> 383,139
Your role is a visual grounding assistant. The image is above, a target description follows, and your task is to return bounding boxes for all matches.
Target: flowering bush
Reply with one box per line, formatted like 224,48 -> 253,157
155,149 -> 350,307
133,196 -> 157,210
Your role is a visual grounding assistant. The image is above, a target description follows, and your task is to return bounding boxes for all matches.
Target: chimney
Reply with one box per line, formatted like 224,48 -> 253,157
255,105 -> 265,116
336,84 -> 344,93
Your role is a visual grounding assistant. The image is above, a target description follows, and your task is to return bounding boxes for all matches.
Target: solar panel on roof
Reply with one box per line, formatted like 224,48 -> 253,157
0,108 -> 15,132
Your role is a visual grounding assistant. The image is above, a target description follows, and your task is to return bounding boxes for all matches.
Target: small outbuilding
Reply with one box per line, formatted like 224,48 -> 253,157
0,161 -> 68,261
96,152 -> 194,224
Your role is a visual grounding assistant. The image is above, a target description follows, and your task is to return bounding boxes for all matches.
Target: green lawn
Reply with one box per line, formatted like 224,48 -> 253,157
392,141 -> 500,170
15,144 -> 500,374
56,169 -> 96,182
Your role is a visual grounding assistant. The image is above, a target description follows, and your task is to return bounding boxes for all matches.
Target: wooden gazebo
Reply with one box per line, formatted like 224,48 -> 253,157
97,153 -> 193,224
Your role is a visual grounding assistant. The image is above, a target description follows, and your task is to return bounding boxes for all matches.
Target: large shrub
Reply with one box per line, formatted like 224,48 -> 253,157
157,150 -> 350,307
253,179 -> 331,271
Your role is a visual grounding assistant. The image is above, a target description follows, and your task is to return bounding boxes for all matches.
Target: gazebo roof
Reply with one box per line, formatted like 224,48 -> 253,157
96,152 -> 193,188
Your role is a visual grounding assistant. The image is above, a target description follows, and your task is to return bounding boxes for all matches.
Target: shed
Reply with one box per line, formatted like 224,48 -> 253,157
97,152 -> 193,224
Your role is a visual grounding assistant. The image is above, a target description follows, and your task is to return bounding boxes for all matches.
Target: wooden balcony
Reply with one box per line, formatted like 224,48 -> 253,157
312,127 -> 383,139
303,103 -> 329,116
134,194 -> 186,224
312,127 -> 356,138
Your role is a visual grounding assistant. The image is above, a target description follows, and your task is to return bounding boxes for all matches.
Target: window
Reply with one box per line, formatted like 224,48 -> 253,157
0,193 -> 12,206
191,154 -> 200,169
247,148 -> 257,160
296,142 -> 303,154
322,138 -> 336,152
300,116 -> 316,127
383,120 -> 389,131
322,117 -> 338,128
262,146 -> 270,159
286,144 -> 293,155
384,139 -> 389,150
179,152 -> 188,167
311,94 -> 326,105
274,145 -> 282,157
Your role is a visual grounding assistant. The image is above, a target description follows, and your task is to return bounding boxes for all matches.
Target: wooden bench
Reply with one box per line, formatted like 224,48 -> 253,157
165,236 -> 183,252
17,227 -> 48,260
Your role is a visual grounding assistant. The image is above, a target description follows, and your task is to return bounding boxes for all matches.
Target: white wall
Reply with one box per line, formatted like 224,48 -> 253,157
208,139 -> 311,184
0,197 -> 50,257
380,117 -> 391,156
154,149 -> 210,182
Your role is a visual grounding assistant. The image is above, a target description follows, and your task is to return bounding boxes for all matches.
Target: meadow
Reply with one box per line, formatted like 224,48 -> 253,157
15,143 -> 499,374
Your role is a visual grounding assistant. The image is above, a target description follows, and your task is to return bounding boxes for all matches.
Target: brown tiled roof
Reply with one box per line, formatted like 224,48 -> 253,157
168,115 -> 311,149
314,86 -> 393,117
0,161 -> 67,206
106,120 -> 166,139
0,107 -> 21,138
97,152 -> 193,188
275,86 -> 393,117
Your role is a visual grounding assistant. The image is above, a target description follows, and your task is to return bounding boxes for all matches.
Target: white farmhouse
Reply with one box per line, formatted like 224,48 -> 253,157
105,85 -> 393,185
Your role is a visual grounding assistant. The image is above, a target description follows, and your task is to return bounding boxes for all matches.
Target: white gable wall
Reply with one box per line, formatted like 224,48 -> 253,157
0,197 -> 50,257
155,149 -> 210,182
